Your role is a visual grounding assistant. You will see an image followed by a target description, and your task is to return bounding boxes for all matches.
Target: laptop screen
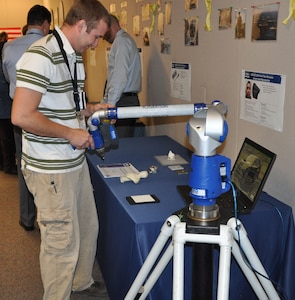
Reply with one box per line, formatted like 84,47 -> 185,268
231,138 -> 276,203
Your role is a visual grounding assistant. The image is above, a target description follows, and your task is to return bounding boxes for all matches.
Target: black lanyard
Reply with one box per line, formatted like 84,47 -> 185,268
53,29 -> 80,112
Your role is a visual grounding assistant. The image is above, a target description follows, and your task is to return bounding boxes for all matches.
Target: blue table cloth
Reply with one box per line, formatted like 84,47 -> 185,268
86,135 -> 295,300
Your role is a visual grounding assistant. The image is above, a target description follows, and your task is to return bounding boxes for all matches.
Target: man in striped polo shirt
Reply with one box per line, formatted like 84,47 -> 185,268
11,0 -> 112,299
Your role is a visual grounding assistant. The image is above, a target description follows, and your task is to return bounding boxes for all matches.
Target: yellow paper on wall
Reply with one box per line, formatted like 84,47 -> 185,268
204,0 -> 212,31
282,0 -> 295,24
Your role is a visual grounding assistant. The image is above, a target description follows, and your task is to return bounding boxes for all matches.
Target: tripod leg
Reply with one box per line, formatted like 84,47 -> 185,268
217,225 -> 233,300
231,240 -> 269,300
138,243 -> 174,299
173,222 -> 186,300
125,215 -> 180,300
228,218 -> 280,300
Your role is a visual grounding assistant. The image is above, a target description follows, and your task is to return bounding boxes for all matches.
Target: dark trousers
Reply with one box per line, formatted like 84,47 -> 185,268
0,118 -> 16,171
14,125 -> 36,227
116,95 -> 140,138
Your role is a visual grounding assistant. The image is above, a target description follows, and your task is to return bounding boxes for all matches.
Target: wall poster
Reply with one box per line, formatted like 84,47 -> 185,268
170,62 -> 191,101
240,70 -> 286,132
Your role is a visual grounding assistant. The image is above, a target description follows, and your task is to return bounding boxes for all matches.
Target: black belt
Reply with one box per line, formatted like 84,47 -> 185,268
122,92 -> 138,97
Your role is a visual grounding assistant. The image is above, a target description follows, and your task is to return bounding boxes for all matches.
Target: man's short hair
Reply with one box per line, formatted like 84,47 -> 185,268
110,14 -> 120,25
0,31 -> 8,42
65,0 -> 110,33
27,5 -> 52,26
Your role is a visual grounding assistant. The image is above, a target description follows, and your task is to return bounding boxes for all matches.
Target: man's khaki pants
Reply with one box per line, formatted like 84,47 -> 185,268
23,160 -> 99,300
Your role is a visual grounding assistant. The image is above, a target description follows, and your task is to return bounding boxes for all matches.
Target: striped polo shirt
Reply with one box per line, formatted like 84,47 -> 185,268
16,26 -> 86,173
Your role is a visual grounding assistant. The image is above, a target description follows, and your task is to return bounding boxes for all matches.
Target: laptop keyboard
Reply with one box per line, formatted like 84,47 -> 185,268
217,190 -> 248,213
217,192 -> 234,209
177,185 -> 247,213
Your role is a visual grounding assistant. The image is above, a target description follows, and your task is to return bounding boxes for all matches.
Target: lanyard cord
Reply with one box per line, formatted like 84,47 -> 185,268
52,29 -> 80,112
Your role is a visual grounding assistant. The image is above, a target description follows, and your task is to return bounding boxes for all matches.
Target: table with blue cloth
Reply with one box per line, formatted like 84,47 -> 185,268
86,135 -> 295,300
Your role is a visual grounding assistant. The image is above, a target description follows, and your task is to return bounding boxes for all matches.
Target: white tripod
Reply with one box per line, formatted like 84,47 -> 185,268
124,214 -> 280,300
90,102 -> 280,299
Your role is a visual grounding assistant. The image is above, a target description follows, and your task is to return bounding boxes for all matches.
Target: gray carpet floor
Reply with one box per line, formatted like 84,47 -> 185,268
0,170 -> 109,300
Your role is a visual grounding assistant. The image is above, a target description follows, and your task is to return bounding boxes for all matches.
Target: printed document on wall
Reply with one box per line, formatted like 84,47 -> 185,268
240,70 -> 285,132
170,62 -> 191,101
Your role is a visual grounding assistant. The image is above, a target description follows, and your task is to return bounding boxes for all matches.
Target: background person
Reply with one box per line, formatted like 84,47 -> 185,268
0,31 -> 8,43
11,0 -> 111,298
22,24 -> 28,35
2,5 -> 51,231
0,31 -> 16,175
102,14 -> 142,138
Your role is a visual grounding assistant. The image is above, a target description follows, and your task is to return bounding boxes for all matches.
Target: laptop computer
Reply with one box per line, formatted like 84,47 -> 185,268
177,137 -> 276,215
